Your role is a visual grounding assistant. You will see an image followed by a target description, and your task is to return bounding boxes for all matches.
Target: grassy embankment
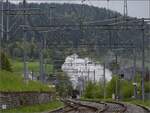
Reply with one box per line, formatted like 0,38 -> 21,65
1,100 -> 63,113
0,60 -> 64,112
0,60 -> 54,92
123,99 -> 150,108
0,70 -> 54,92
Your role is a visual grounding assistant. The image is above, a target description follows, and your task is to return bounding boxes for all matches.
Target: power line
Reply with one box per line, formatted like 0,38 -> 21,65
9,0 -> 150,1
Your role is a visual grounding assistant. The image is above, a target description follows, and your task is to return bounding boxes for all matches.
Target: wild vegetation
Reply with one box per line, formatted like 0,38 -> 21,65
1,100 -> 63,113
0,52 -> 54,92
84,76 -> 150,100
0,2 -> 149,109
0,51 -> 12,72
55,72 -> 73,97
0,70 -> 54,92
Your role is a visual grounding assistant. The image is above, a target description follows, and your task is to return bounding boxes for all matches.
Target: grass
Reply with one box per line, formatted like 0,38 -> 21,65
1,100 -> 64,113
11,60 -> 53,74
123,99 -> 150,107
0,70 -> 54,92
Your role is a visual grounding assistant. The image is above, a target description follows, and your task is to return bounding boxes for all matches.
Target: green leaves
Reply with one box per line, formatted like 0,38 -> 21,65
0,51 -> 12,72
55,72 -> 73,97
106,76 -> 134,99
84,82 -> 103,99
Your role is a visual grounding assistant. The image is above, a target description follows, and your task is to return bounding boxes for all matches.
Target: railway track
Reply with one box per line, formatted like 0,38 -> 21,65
49,99 -> 98,113
64,100 -> 98,113
49,99 -> 150,113
102,101 -> 127,113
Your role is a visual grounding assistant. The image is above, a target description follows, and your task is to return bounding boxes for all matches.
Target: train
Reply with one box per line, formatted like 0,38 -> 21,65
71,89 -> 80,99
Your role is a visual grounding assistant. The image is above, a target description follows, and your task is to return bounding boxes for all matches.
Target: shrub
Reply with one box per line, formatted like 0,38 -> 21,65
144,82 -> 150,93
0,51 -> 12,72
106,76 -> 134,99
84,81 -> 103,99
106,76 -> 118,98
120,80 -> 134,98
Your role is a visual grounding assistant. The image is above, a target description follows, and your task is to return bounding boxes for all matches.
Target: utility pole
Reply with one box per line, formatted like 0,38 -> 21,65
1,0 -> 3,39
38,6 -> 56,83
124,0 -> 128,18
6,0 -> 9,41
6,0 -> 9,55
115,77 -> 119,100
115,54 -> 119,100
39,45 -> 45,83
103,63 -> 106,99
39,31 -> 46,83
141,18 -> 145,100
1,0 -> 42,81
23,0 -> 28,81
133,48 -> 137,98
93,69 -> 95,83
149,0 -> 150,18
49,6 -> 55,25
88,69 -> 89,82
0,0 -> 3,69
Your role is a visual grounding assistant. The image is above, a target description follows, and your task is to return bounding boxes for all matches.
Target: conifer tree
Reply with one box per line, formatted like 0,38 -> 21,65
0,51 -> 12,72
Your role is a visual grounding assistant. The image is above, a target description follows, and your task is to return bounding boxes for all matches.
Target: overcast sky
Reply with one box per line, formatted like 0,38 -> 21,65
10,0 -> 150,18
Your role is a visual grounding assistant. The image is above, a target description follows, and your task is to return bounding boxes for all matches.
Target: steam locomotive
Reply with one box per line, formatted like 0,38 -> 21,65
71,89 -> 80,99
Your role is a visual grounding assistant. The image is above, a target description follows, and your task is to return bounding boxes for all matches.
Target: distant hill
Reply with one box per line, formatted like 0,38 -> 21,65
0,2 -> 149,70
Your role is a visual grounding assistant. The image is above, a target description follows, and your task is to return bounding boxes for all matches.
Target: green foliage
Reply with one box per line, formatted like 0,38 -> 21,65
0,51 -> 12,72
106,76 -> 134,99
109,61 -> 120,71
1,100 -> 63,113
123,99 -> 150,107
84,75 -> 148,100
144,82 -> 150,93
106,76 -> 118,98
120,80 -> 134,98
2,3 -> 148,70
84,82 -> 95,98
55,72 -> 73,97
11,60 -> 53,74
0,70 -> 54,92
84,82 -> 103,99
134,74 -> 150,93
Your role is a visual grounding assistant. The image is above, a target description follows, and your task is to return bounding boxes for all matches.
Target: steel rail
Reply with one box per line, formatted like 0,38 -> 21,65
79,99 -> 127,113
105,101 -> 127,112
65,99 -> 99,112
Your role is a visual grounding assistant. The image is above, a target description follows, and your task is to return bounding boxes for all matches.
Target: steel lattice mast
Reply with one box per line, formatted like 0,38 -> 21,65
0,0 -> 4,69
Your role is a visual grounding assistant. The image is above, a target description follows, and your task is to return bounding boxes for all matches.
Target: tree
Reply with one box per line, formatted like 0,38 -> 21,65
0,51 -> 12,72
106,76 -> 134,99
84,81 -> 103,99
55,72 -> 73,97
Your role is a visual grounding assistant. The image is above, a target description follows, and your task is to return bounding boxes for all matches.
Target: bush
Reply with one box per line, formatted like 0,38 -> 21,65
144,82 -> 150,93
120,80 -> 134,98
0,51 -> 12,72
55,72 -> 73,97
84,81 -> 103,99
106,76 -> 134,99
106,76 -> 118,98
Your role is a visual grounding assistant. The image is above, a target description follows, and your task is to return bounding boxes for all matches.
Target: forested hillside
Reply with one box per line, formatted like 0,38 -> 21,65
1,2 -> 149,70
